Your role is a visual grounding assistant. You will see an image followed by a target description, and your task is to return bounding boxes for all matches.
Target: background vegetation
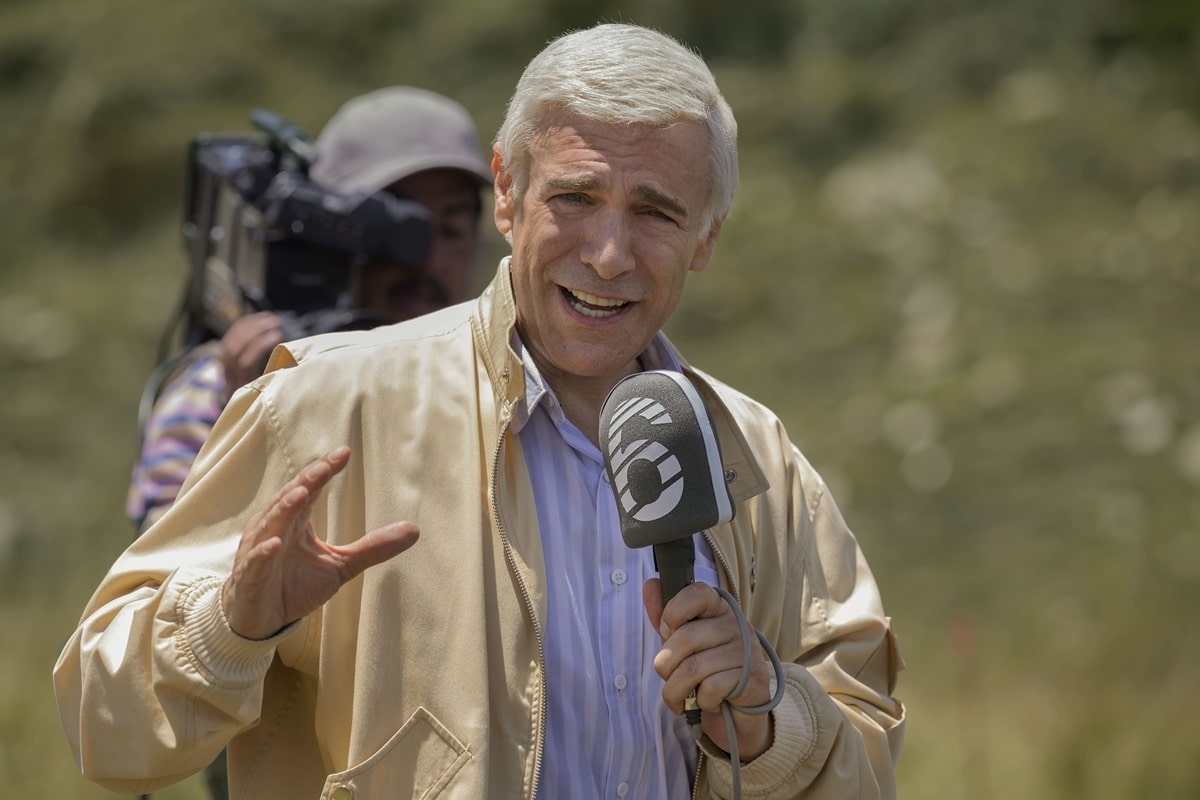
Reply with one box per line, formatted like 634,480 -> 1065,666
3,1 -> 1198,797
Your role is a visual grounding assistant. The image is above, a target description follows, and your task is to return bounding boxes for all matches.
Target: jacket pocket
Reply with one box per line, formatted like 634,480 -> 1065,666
320,707 -> 471,799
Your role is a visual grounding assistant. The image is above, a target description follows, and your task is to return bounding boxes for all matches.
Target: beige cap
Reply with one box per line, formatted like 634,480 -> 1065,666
309,86 -> 492,195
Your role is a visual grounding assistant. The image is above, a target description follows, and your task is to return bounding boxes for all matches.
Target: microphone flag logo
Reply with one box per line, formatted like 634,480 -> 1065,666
598,370 -> 735,549
605,395 -> 685,523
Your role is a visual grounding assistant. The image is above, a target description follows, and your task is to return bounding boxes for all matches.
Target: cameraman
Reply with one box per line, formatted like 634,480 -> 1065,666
128,85 -> 492,534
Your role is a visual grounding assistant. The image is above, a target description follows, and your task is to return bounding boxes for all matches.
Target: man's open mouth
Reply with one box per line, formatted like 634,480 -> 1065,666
563,287 -> 629,318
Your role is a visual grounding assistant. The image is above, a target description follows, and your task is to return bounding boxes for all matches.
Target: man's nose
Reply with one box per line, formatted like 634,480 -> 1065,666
580,209 -> 635,278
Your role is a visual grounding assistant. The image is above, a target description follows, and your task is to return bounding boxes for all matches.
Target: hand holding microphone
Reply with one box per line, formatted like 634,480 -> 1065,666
599,371 -> 784,776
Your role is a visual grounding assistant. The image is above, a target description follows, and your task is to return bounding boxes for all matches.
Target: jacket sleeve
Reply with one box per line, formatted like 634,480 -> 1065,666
52,382 -> 308,794
701,439 -> 906,800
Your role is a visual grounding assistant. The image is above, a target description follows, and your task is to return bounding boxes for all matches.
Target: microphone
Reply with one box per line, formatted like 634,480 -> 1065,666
598,370 -> 735,601
600,371 -> 784,781
599,369 -> 735,732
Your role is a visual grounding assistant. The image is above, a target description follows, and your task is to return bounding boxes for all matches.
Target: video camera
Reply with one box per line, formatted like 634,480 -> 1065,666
178,107 -> 433,346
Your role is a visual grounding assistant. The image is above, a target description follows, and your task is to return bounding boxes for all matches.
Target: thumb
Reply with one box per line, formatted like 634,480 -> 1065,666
642,577 -> 666,637
338,521 -> 421,579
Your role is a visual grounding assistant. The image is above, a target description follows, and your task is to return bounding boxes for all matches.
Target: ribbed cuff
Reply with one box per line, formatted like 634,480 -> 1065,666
176,578 -> 297,689
701,673 -> 817,797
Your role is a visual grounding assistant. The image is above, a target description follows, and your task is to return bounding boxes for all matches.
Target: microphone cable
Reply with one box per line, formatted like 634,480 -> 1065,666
704,584 -> 787,800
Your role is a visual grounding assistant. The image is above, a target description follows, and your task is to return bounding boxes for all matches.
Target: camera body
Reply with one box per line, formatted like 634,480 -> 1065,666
180,110 -> 433,346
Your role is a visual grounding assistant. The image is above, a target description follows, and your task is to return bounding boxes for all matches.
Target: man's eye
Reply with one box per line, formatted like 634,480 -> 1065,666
641,207 -> 678,225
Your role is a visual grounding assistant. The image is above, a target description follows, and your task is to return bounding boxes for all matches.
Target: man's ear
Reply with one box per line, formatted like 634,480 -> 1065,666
492,146 -> 514,237
688,214 -> 726,274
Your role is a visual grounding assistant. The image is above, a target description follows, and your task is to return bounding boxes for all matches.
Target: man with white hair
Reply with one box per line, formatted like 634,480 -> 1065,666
59,24 -> 905,799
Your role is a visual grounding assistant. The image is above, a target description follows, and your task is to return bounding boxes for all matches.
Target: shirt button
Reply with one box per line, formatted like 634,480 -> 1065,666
617,782 -> 630,797
332,786 -> 355,800
613,674 -> 628,691
610,568 -> 627,585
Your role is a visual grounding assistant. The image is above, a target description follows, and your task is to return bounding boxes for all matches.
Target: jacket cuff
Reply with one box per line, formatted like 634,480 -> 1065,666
700,671 -> 819,797
176,577 -> 297,688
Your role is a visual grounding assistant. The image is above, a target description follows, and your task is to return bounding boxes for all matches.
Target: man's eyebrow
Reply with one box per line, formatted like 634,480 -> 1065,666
544,175 -> 600,193
543,176 -> 690,220
633,186 -> 688,221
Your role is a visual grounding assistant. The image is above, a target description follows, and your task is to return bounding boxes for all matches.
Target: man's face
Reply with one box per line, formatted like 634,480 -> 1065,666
359,168 -> 482,323
493,115 -> 722,388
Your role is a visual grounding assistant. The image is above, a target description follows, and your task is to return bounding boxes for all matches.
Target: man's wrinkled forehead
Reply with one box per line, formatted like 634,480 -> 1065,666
526,115 -> 709,217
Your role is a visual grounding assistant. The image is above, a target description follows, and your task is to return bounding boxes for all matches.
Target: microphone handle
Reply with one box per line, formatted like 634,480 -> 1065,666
653,537 -> 703,730
653,538 -> 696,602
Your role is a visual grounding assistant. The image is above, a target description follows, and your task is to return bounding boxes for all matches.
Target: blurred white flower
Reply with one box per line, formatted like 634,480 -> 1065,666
882,399 -> 939,451
901,441 -> 953,492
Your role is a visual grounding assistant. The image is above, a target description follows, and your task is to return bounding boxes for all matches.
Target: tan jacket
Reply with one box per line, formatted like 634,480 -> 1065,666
54,259 -> 905,799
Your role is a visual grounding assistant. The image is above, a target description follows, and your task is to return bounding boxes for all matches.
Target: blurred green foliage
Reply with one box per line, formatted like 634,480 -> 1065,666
2,1 -> 1199,797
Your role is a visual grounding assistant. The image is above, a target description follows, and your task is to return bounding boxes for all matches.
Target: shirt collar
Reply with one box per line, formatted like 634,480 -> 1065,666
508,332 -> 682,434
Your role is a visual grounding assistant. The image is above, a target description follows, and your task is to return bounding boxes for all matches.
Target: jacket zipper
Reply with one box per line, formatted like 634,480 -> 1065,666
701,529 -> 741,607
490,416 -> 547,800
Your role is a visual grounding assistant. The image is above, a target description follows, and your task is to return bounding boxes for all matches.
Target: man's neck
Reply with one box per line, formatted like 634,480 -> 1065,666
542,358 -> 643,449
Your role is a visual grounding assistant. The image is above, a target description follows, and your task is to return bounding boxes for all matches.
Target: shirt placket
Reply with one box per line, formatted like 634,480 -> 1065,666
596,467 -> 651,798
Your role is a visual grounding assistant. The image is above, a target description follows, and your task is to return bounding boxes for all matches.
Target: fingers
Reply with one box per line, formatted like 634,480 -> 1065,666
221,312 -> 286,390
225,446 -> 370,639
646,581 -> 770,713
289,446 -> 352,502
655,580 -> 728,638
642,577 -> 665,632
247,447 -> 351,546
226,479 -> 317,639
333,521 -> 421,581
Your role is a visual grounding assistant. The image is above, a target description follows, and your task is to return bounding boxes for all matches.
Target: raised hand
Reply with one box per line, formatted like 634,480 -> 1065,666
221,446 -> 420,640
643,578 -> 774,761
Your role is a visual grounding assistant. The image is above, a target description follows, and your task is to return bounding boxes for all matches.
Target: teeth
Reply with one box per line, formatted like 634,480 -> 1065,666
567,288 -> 627,318
572,289 -> 625,308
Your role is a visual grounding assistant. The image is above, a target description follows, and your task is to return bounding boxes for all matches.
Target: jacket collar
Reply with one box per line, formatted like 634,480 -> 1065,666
472,258 -> 769,504
472,257 -> 526,420
673,350 -> 771,505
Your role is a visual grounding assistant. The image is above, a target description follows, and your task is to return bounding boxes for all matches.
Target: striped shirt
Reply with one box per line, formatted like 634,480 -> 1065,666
512,333 -> 720,799
126,348 -> 225,531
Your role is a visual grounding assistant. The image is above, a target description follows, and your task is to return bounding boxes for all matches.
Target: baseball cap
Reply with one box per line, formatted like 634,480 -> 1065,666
309,86 -> 492,195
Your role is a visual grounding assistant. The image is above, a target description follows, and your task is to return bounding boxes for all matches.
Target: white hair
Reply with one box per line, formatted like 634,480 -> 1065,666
495,23 -> 738,236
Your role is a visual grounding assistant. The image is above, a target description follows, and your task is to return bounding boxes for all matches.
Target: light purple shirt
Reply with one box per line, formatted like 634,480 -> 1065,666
511,333 -> 720,799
